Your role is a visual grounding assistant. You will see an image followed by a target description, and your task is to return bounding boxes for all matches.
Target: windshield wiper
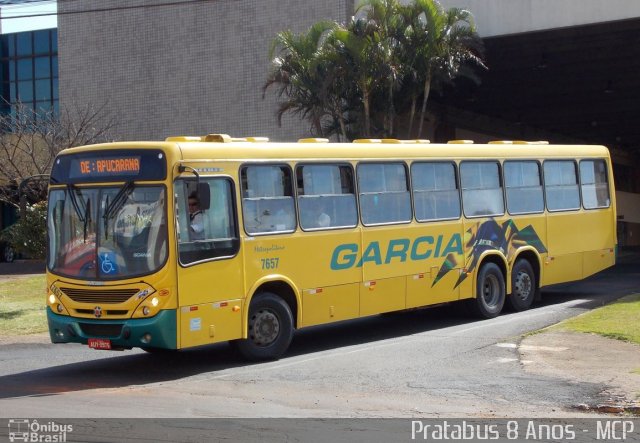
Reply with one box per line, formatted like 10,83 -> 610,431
103,195 -> 109,240
67,184 -> 86,223
83,198 -> 91,242
102,181 -> 135,240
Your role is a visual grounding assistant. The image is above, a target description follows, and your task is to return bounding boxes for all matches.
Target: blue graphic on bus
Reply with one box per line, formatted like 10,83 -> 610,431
100,252 -> 118,275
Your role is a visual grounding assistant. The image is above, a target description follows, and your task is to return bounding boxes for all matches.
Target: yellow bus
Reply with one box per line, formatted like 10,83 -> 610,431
46,135 -> 616,360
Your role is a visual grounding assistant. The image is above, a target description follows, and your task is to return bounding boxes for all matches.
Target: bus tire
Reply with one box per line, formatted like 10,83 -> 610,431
507,259 -> 536,311
468,262 -> 505,318
233,292 -> 294,361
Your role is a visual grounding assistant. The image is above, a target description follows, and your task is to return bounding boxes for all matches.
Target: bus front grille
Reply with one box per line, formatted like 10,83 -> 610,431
76,309 -> 129,316
61,287 -> 139,304
79,323 -> 123,337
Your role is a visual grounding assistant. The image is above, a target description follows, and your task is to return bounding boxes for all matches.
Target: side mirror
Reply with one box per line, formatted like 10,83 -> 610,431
197,183 -> 210,210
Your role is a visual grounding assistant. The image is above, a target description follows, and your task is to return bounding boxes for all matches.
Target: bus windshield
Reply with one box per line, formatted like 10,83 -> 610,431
47,185 -> 167,279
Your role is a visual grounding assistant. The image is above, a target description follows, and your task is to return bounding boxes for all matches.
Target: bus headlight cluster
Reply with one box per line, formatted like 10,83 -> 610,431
49,294 -> 65,313
142,306 -> 150,316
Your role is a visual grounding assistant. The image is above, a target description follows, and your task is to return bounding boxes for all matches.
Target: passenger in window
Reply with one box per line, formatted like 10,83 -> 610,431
316,202 -> 331,228
317,210 -> 330,228
188,192 -> 205,240
303,200 -> 331,229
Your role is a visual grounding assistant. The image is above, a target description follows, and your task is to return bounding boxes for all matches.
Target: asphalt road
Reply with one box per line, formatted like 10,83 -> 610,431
0,255 -> 638,419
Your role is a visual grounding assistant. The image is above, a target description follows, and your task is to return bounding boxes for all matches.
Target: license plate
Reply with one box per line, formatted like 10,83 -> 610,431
88,338 -> 112,350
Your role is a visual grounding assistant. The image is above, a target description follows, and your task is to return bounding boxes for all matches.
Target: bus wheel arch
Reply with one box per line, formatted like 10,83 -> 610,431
250,280 -> 299,329
233,291 -> 294,361
467,255 -> 506,319
507,251 -> 540,311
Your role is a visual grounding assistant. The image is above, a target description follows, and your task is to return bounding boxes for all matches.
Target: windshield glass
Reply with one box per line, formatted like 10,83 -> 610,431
48,185 -> 167,279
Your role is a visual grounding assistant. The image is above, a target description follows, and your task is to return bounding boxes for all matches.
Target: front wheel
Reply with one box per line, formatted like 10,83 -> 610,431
507,259 -> 536,311
467,262 -> 505,318
233,292 -> 294,361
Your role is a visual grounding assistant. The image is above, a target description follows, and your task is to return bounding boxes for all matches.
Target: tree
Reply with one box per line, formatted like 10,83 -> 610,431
356,0 -> 404,136
409,0 -> 486,138
0,200 -> 47,259
263,21 -> 337,137
0,101 -> 119,208
264,0 -> 485,141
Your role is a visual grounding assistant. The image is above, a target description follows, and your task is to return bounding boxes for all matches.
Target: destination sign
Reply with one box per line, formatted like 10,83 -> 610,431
51,149 -> 167,184
72,156 -> 141,177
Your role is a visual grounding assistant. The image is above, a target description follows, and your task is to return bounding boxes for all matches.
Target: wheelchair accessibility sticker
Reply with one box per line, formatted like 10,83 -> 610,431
99,252 -> 118,275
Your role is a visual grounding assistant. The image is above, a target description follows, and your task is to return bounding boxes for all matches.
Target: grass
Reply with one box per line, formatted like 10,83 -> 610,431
552,293 -> 640,345
0,275 -> 47,336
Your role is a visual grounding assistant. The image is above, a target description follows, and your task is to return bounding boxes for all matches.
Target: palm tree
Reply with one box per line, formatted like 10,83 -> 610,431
356,0 -> 404,137
264,0 -> 485,141
404,0 -> 486,138
263,21 -> 335,136
331,17 -> 383,138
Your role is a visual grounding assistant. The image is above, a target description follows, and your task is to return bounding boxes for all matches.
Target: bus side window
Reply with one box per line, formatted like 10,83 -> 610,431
504,161 -> 544,214
580,159 -> 610,209
544,160 -> 580,211
460,161 -> 504,217
297,164 -> 357,230
241,165 -> 296,234
176,178 -> 239,265
412,162 -> 460,221
358,162 -> 412,225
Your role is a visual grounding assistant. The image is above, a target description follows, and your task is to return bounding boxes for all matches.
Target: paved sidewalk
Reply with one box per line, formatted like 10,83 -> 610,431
520,330 -> 640,414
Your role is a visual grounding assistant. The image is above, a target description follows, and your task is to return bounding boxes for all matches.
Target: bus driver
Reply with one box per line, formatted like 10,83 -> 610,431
188,192 -> 205,240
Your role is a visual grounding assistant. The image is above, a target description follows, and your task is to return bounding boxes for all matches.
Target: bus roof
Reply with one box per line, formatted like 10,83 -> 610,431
60,135 -> 611,161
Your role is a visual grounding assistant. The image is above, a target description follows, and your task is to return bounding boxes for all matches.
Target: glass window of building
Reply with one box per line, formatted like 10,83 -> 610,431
0,29 -> 58,124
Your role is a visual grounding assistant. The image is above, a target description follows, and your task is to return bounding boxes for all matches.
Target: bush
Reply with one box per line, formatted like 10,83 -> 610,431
1,201 -> 47,259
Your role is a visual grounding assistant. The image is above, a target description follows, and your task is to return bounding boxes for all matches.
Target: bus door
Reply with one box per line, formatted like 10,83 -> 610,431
175,177 -> 245,349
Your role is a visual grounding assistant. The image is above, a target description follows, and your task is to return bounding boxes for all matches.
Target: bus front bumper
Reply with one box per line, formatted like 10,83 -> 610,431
47,307 -> 177,350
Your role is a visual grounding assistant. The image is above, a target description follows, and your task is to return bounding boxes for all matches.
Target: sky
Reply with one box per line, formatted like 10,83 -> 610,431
1,1 -> 57,34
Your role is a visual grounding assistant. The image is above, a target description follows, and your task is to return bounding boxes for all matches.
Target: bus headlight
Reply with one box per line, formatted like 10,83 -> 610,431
56,304 -> 64,313
142,306 -> 150,316
48,294 -> 56,304
151,297 -> 159,307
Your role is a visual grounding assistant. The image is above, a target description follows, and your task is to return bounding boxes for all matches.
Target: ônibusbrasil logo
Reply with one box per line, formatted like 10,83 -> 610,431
8,419 -> 73,442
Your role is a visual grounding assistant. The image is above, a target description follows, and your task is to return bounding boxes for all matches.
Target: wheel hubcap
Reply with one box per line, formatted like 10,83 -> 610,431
514,271 -> 532,300
248,308 -> 280,346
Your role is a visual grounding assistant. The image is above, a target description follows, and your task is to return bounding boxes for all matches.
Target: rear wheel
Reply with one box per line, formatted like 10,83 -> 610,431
233,292 -> 294,361
467,262 -> 505,318
507,259 -> 536,311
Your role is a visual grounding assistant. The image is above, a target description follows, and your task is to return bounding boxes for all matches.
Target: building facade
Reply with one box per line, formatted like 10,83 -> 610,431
58,0 -> 353,142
